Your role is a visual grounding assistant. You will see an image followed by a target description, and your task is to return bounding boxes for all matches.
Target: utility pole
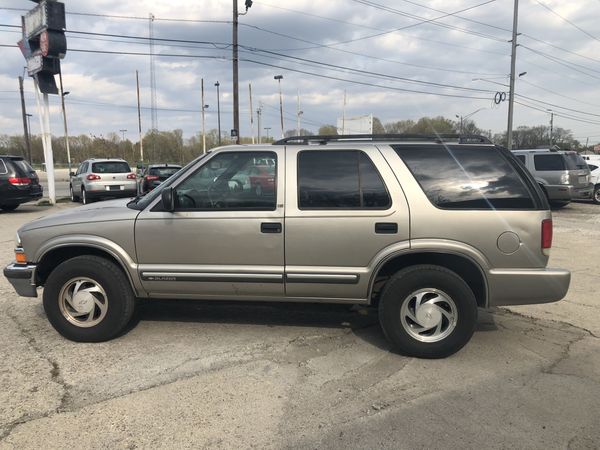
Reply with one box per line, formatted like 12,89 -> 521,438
296,90 -> 303,136
257,105 -> 262,143
342,90 -> 347,134
136,70 -> 144,162
249,83 -> 255,144
506,0 -> 519,150
201,78 -> 207,154
215,81 -> 221,146
274,75 -> 284,138
548,109 -> 554,145
18,76 -> 32,162
58,71 -> 72,175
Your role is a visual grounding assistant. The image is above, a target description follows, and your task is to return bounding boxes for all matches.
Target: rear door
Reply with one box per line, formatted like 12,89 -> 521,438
283,147 -> 410,301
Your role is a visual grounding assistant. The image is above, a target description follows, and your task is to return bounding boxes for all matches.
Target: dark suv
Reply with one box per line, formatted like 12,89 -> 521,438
0,155 -> 43,211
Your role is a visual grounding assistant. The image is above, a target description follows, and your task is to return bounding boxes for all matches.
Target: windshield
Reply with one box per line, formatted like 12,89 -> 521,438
564,153 -> 589,170
129,153 -> 210,210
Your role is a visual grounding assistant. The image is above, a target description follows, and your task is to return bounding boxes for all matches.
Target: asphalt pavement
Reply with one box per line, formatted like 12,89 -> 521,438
0,202 -> 599,448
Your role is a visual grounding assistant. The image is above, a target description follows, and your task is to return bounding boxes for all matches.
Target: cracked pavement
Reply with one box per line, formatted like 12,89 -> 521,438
0,202 -> 599,449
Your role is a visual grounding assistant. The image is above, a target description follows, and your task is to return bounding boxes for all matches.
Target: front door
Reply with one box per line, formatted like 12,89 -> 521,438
135,149 -> 285,299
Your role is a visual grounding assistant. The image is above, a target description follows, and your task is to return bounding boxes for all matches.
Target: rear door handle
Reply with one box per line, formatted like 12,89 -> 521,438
375,222 -> 398,234
261,222 -> 282,233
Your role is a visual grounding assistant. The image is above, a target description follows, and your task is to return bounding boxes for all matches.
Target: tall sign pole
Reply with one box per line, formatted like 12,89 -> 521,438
58,70 -> 71,175
506,0 -> 519,150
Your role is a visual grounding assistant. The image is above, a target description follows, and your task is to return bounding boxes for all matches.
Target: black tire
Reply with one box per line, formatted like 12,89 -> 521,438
81,188 -> 90,205
43,255 -> 136,342
0,204 -> 19,211
69,184 -> 79,202
593,186 -> 600,205
378,265 -> 477,358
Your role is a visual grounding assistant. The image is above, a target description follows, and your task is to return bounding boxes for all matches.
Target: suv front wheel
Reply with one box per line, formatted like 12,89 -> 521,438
43,255 -> 136,342
378,265 -> 477,358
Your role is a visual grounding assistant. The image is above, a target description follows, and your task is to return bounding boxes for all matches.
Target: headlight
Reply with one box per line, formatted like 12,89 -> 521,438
15,232 -> 21,247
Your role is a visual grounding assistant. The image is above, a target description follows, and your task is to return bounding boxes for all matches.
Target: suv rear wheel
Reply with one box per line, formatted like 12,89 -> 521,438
43,255 -> 136,342
81,188 -> 90,205
593,185 -> 600,204
378,265 -> 477,358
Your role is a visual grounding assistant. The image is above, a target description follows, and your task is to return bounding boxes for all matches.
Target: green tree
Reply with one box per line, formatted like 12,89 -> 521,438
318,124 -> 338,135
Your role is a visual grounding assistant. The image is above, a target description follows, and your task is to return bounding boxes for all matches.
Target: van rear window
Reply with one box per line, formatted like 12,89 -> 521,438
393,145 -> 534,210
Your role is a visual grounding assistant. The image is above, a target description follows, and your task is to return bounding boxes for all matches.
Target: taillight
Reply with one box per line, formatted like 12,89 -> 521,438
146,175 -> 159,181
8,177 -> 31,186
127,173 -> 136,180
87,174 -> 101,181
541,219 -> 553,256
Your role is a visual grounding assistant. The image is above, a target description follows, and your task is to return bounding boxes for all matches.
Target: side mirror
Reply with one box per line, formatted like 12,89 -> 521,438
69,171 -> 75,177
161,187 -> 175,212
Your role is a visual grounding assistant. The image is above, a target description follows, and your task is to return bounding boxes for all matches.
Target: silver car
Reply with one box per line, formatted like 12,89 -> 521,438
4,135 -> 571,358
512,149 -> 592,207
70,158 -> 137,204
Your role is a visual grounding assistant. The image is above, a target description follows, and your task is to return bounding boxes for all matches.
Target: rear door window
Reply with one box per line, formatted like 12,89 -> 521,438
393,145 -> 535,210
0,159 -> 7,175
91,161 -> 131,173
515,155 -> 526,164
534,154 -> 565,171
297,150 -> 391,209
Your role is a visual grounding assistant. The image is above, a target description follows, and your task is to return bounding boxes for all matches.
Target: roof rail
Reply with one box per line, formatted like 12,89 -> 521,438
272,134 -> 492,145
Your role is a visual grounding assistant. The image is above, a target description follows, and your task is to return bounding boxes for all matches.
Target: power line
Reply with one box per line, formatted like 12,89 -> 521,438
520,45 -> 600,81
521,33 -> 600,65
519,79 -> 600,110
514,100 -> 600,126
532,0 -> 600,42
347,0 -> 506,43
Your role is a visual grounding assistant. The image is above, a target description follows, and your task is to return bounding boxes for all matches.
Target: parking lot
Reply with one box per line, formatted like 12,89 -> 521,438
0,201 -> 598,449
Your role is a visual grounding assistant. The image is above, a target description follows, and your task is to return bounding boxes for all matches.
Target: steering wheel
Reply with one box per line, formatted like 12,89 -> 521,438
180,193 -> 197,208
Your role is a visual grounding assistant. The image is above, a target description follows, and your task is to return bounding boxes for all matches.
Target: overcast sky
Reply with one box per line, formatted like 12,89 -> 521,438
1,0 -> 600,144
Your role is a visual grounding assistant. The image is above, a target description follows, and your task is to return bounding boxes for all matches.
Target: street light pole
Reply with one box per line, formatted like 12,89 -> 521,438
274,75 -> 284,138
233,0 -> 253,144
215,81 -> 221,146
58,71 -> 72,175
201,78 -> 209,154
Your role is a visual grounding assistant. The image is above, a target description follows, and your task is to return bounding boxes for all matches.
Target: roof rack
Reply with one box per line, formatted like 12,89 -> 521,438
272,134 -> 492,146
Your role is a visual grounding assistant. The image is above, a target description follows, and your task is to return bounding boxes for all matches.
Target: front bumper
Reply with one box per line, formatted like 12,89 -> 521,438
3,263 -> 37,298
487,267 -> 570,307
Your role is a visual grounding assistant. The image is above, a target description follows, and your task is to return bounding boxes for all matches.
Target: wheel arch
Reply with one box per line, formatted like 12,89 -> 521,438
34,240 -> 143,297
369,250 -> 488,308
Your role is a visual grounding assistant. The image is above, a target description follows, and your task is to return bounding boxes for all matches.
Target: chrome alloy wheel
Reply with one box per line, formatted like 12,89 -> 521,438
400,288 -> 458,343
58,277 -> 108,327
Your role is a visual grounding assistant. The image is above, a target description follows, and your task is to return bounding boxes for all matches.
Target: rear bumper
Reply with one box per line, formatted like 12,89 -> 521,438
3,263 -> 37,298
568,183 -> 593,200
1,188 -> 43,205
487,267 -> 570,307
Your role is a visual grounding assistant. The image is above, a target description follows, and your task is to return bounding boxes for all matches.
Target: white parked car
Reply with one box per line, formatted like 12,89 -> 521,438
587,163 -> 600,204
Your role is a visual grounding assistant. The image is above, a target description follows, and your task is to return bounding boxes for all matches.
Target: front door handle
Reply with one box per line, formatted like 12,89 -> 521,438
261,222 -> 282,233
375,222 -> 398,234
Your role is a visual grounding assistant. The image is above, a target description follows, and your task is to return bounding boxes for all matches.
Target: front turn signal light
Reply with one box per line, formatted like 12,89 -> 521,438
15,250 -> 27,264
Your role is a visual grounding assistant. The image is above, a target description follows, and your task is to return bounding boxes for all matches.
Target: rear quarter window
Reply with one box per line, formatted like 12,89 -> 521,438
534,154 -> 565,171
393,145 -> 535,210
0,159 -> 7,175
10,158 -> 35,176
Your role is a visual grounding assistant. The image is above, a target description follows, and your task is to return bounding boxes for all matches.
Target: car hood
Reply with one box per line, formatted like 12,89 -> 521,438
20,198 -> 140,232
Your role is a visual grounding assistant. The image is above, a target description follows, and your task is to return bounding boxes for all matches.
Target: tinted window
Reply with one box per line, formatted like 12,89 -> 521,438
0,160 -> 7,175
174,151 -> 276,210
534,154 -> 565,171
515,155 -> 525,164
298,151 -> 391,209
393,145 -> 534,210
564,153 -> 588,170
91,161 -> 131,173
148,167 -> 180,177
10,158 -> 35,176
588,164 -> 598,171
